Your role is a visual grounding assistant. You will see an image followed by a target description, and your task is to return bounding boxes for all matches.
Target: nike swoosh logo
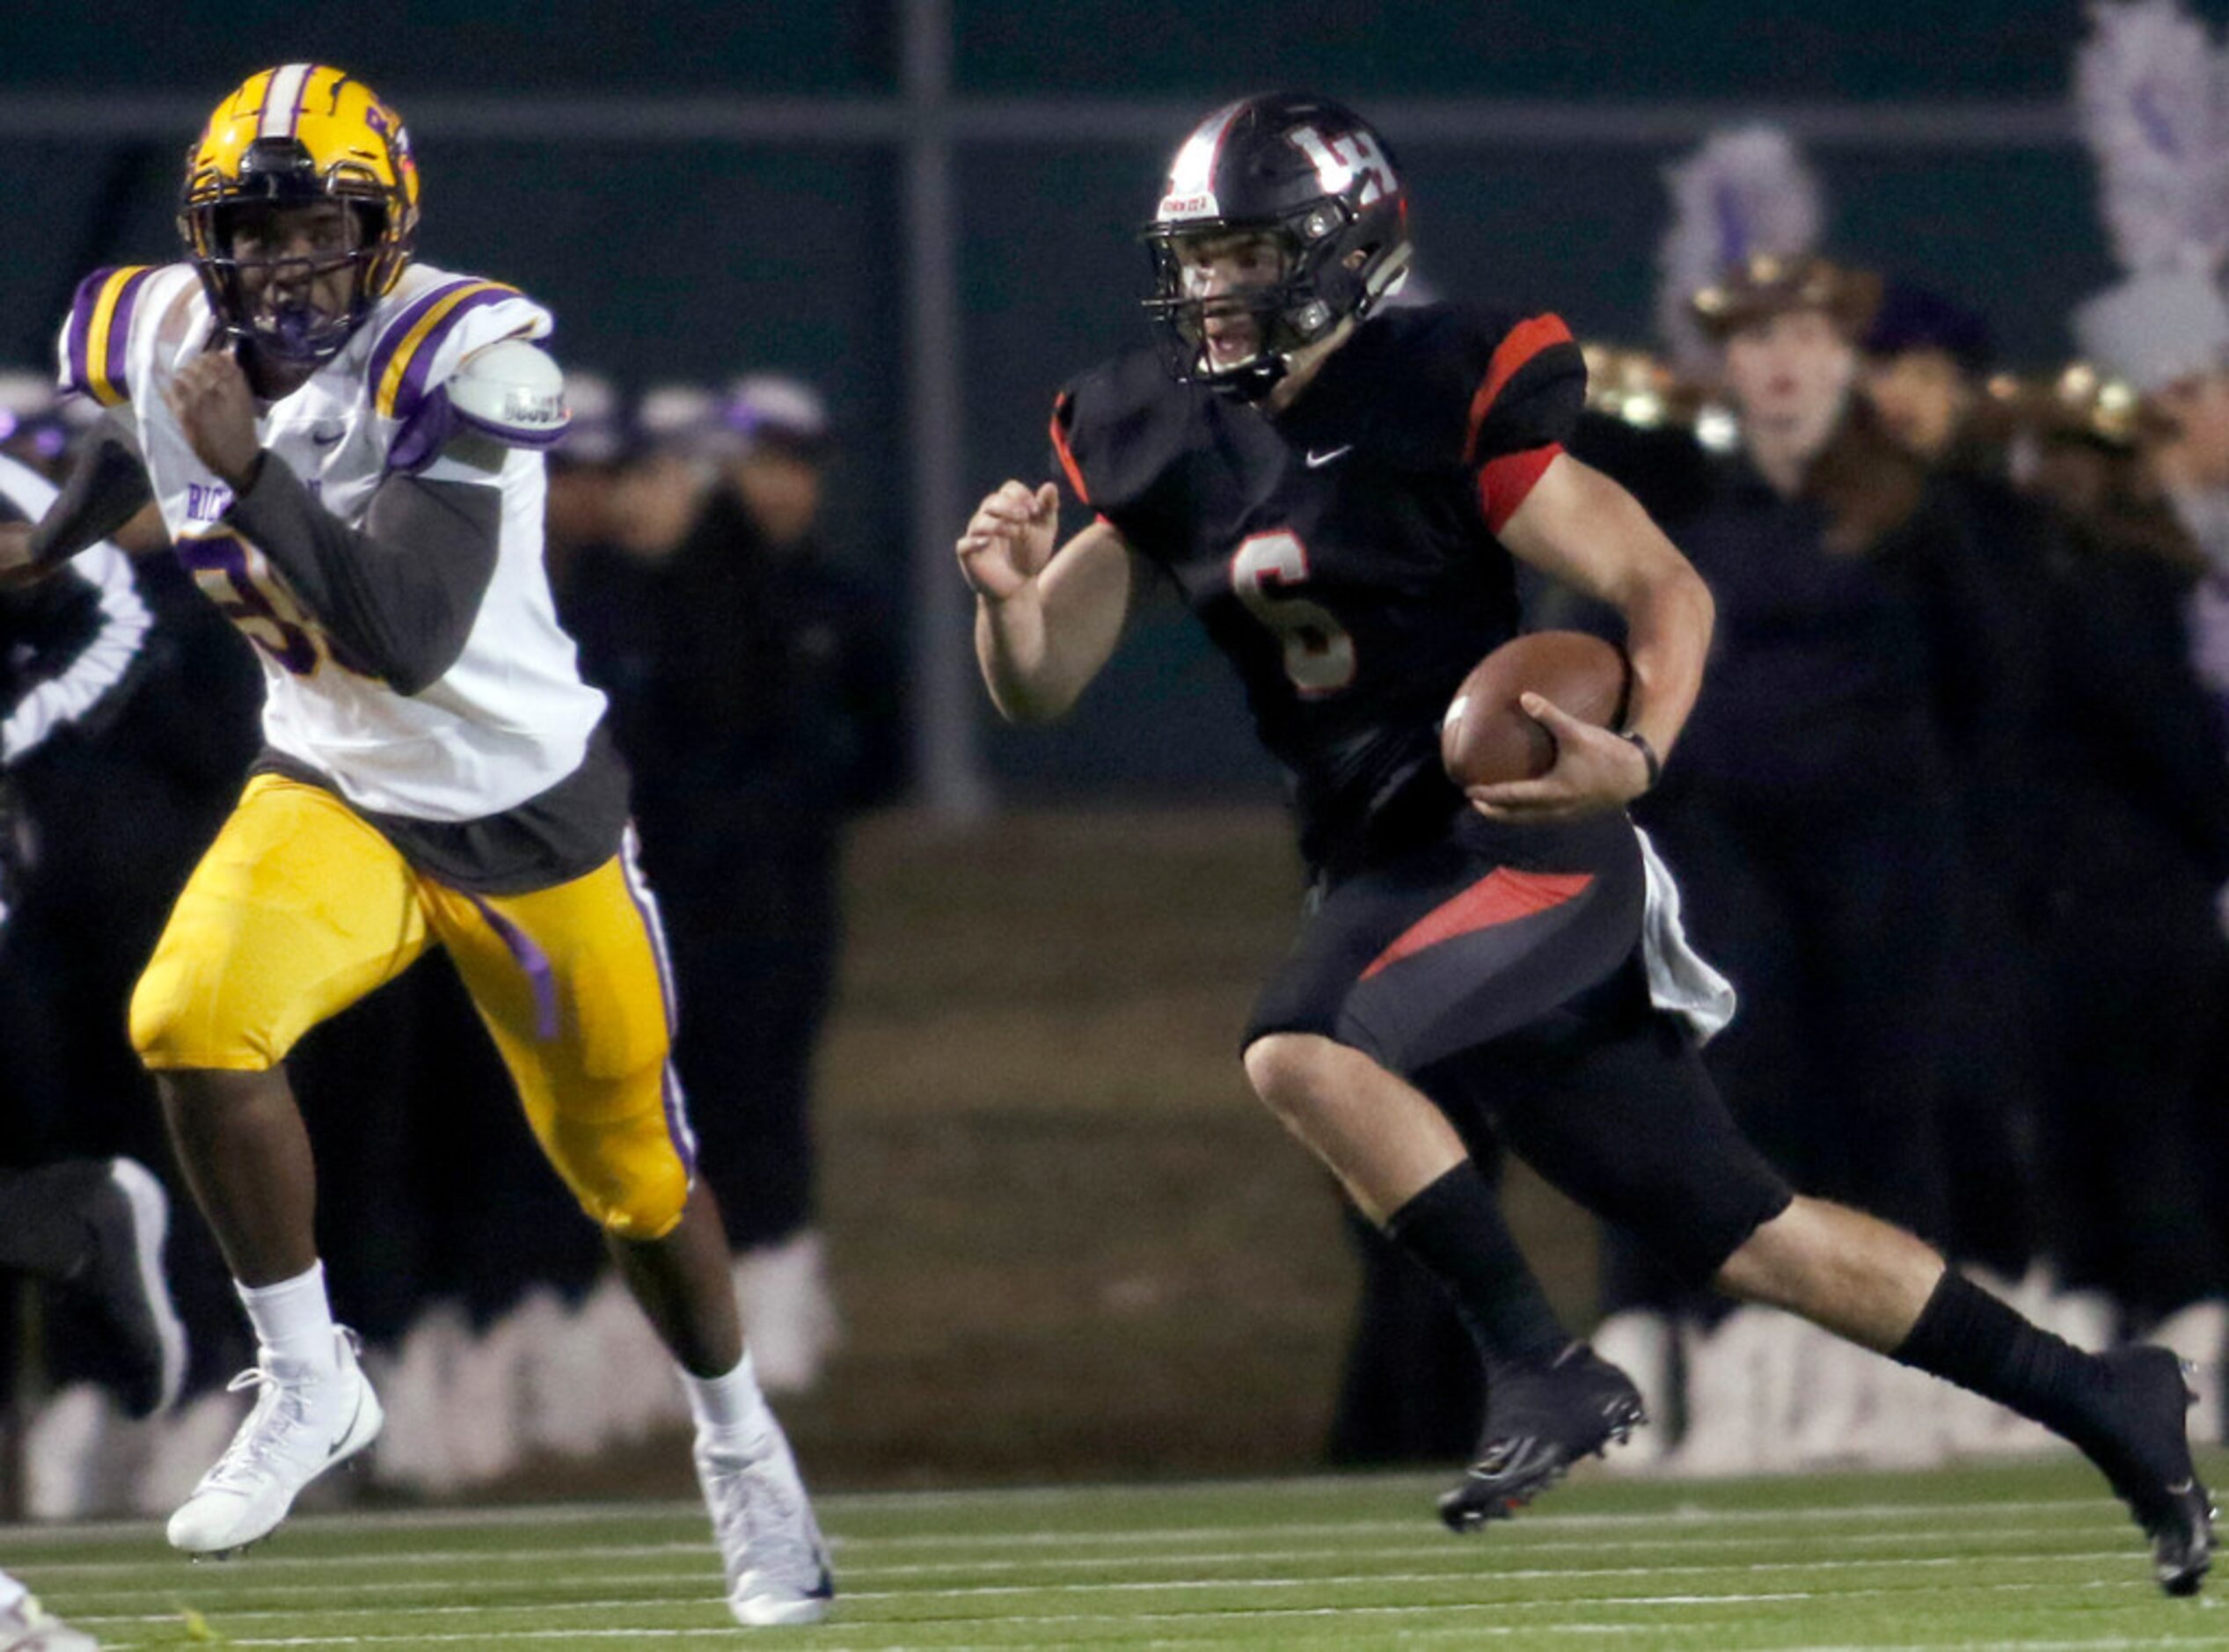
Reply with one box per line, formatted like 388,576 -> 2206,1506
1305,445 -> 1353,468
311,428 -> 346,447
329,1383 -> 366,1456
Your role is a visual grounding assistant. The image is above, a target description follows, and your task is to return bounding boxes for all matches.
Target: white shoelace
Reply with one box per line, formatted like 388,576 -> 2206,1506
197,1361 -> 335,1493
700,1438 -> 818,1587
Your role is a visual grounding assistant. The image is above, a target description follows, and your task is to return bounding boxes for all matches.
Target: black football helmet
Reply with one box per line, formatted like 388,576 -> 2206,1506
1142,92 -> 1413,401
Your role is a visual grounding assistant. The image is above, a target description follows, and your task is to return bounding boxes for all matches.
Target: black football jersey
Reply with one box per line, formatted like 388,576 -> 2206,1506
1052,302 -> 1586,869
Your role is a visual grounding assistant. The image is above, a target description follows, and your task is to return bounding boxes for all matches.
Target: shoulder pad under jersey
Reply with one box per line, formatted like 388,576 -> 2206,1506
1439,303 -> 1587,468
363,271 -> 552,430
1050,348 -> 1202,525
445,340 -> 569,448
1322,304 -> 1585,472
366,270 -> 555,471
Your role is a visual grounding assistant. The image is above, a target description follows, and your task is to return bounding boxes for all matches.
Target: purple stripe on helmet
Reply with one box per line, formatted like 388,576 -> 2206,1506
102,267 -> 155,400
391,289 -> 520,426
365,279 -> 475,407
63,267 -> 116,395
467,895 -> 560,1042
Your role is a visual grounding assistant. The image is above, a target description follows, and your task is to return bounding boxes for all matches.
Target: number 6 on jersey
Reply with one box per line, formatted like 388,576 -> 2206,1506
1230,529 -> 1356,696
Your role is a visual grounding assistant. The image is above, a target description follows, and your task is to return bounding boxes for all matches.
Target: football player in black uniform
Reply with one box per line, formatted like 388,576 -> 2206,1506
958,92 -> 2214,1592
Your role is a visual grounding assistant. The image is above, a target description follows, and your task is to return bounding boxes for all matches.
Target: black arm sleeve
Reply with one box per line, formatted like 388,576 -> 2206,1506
25,425 -> 154,567
223,456 -> 501,697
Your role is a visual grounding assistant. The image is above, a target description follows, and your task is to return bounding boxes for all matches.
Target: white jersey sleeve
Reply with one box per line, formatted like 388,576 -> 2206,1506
362,274 -> 552,471
55,264 -> 194,411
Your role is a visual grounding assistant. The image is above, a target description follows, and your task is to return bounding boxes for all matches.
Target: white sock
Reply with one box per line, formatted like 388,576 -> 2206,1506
238,1261 -> 338,1371
683,1349 -> 767,1436
0,1569 -> 26,1612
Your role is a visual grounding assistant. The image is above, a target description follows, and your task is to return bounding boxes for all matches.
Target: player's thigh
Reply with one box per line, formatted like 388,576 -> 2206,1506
130,775 -> 429,1071
424,837 -> 690,1239
1248,808 -> 1644,1077
1425,962 -> 1793,1287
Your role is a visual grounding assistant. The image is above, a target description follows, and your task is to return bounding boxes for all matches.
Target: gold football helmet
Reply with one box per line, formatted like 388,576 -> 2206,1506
179,64 -> 420,362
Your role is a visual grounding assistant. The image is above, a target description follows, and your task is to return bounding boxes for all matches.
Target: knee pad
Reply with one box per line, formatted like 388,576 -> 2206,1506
544,1079 -> 694,1240
128,951 -> 283,1072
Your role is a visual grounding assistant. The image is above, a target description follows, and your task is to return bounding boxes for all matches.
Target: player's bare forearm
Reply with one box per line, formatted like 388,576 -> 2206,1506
1614,553 -> 1712,760
976,586 -> 1059,722
1498,453 -> 1712,759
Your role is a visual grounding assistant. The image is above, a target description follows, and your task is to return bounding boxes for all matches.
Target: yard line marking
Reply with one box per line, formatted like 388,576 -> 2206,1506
47,1520 -> 2138,1602
0,1483 -> 2128,1546
87,1596 -> 2229,1651
74,1556 -> 2152,1625
4,1499 -> 2127,1573
27,1518 -> 2129,1583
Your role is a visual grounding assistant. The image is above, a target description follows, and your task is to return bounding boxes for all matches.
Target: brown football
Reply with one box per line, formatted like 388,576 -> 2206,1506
1441,631 -> 1633,789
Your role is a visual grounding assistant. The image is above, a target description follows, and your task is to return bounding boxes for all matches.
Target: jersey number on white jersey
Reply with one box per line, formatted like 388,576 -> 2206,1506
176,531 -> 326,677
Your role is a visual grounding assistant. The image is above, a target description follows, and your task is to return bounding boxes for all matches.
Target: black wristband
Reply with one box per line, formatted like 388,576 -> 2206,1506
1621,729 -> 1663,791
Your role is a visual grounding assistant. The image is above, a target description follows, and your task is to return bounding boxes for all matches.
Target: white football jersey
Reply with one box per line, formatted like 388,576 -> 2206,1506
56,261 -> 605,822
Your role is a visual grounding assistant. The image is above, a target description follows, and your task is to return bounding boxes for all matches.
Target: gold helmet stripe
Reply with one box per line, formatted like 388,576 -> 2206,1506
258,62 -> 316,141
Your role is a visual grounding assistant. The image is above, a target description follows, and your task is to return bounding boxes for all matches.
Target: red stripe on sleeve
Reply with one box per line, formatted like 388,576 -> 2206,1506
1477,443 -> 1562,536
1464,314 -> 1574,464
1049,394 -> 1093,508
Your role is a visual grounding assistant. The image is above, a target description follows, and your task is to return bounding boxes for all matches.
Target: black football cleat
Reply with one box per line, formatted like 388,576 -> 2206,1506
1438,1341 -> 1647,1534
2073,1345 -> 2215,1597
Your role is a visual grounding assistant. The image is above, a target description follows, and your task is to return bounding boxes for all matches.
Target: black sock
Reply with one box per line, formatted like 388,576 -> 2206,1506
0,1160 -> 106,1281
1891,1269 -> 2100,1436
1384,1163 -> 1568,1370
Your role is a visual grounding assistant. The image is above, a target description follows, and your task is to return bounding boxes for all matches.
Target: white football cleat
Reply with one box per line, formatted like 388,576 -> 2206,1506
167,1327 -> 383,1556
693,1421 -> 834,1626
0,1588 -> 99,1651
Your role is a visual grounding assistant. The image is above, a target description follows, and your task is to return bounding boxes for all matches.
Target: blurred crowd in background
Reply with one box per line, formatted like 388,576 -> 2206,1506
11,0 -> 2229,1516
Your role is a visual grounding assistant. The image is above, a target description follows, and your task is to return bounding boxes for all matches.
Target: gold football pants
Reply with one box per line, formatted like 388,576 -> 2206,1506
130,773 -> 694,1239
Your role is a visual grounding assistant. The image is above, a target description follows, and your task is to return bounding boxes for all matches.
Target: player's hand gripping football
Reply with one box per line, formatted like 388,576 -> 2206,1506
957,480 -> 1060,603
1466,692 -> 1655,822
163,346 -> 265,492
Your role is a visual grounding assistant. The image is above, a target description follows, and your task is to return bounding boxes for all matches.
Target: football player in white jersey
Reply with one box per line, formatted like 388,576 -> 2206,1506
0,65 -> 830,1628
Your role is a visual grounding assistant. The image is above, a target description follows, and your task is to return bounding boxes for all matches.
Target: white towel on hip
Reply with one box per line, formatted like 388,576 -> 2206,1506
1633,823 -> 1737,1045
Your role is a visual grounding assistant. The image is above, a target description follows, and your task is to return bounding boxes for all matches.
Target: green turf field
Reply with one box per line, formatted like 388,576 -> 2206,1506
11,1455 -> 2229,1648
